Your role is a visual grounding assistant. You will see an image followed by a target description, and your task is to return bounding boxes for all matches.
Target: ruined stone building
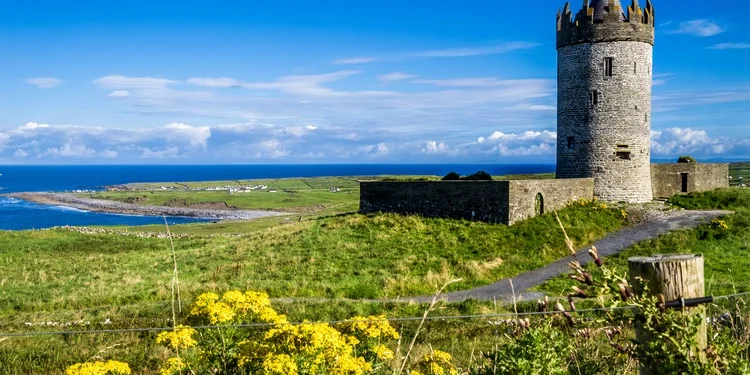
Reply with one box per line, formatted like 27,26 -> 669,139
360,0 -> 728,225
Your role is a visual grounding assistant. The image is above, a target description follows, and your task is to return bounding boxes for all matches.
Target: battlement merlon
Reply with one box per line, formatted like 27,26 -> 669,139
556,0 -> 655,49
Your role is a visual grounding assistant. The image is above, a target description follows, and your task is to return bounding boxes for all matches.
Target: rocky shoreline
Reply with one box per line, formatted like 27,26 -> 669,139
6,192 -> 288,221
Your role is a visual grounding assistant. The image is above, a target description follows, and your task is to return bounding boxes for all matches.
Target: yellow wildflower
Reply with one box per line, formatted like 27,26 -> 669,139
373,344 -> 394,361
339,315 -> 400,340
156,325 -> 197,350
189,292 -> 219,317
159,357 -> 187,375
65,360 -> 131,375
262,354 -> 299,375
209,301 -> 236,324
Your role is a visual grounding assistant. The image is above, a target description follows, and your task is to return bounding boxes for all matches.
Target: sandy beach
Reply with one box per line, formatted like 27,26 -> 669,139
7,192 -> 287,221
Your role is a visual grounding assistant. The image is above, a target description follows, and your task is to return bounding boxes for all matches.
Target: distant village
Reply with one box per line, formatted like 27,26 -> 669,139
730,176 -> 747,187
105,184 -> 343,193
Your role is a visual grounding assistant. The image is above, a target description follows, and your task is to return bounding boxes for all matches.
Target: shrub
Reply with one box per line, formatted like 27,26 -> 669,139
461,171 -> 492,181
677,156 -> 697,163
442,172 -> 461,181
472,320 -> 571,375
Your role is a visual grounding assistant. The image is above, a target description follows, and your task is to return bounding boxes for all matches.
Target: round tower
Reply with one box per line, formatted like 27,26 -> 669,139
556,0 -> 655,203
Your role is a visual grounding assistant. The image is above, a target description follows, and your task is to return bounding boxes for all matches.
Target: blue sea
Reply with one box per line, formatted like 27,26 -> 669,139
0,164 -> 554,230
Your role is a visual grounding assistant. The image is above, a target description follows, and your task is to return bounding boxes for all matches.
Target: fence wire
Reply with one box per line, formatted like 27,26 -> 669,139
2,291 -> 748,339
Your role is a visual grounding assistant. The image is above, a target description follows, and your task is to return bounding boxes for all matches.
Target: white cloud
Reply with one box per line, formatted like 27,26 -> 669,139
364,143 -> 389,157
330,41 -> 539,65
2,121 -> 749,162
19,122 -> 50,131
421,141 -> 458,156
141,147 -> 181,159
652,73 -> 675,86
13,149 -> 29,158
100,149 -> 118,158
666,20 -> 725,37
93,75 -> 179,90
378,72 -> 416,82
43,144 -> 98,158
411,42 -> 540,57
25,77 -> 63,89
332,57 -> 379,65
164,123 -> 211,148
710,43 -> 750,50
414,77 -> 550,88
650,127 -> 750,156
93,73 -> 556,135
186,77 -> 242,88
107,90 -> 131,98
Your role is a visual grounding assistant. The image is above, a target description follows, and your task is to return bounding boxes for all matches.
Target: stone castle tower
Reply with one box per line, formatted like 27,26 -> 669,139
556,0 -> 655,203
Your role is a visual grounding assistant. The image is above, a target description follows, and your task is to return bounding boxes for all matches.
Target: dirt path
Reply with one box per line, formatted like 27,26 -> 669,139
403,209 -> 731,304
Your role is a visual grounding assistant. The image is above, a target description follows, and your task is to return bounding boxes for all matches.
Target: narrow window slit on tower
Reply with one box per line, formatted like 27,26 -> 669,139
616,151 -> 631,160
634,62 -> 637,74
567,137 -> 576,150
604,57 -> 614,77
617,144 -> 628,149
590,90 -> 600,105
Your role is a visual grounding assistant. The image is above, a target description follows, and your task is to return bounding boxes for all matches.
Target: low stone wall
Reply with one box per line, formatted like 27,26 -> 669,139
359,178 -> 594,225
359,181 -> 511,224
508,179 -> 595,225
651,163 -> 729,198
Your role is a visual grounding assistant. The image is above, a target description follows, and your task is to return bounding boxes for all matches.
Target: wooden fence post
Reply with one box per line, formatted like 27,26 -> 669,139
628,254 -> 707,375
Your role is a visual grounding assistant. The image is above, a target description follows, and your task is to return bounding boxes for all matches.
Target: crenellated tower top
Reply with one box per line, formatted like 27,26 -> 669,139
557,0 -> 655,49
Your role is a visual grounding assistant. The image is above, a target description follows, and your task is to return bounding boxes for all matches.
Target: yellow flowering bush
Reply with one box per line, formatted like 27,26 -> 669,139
409,350 -> 459,375
65,360 -> 131,375
154,290 -> 399,375
240,321 -> 375,375
156,325 -> 198,350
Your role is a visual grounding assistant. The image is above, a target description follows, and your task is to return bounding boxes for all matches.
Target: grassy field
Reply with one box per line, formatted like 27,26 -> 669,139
0,201 -> 626,314
0,198 -> 628,374
3,189 -> 750,373
537,188 -> 750,297
730,162 -> 750,187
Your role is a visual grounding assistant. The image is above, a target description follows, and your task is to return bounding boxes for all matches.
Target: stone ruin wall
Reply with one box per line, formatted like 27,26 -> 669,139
651,164 -> 729,198
359,179 -> 594,225
507,179 -> 595,225
359,181 -> 511,224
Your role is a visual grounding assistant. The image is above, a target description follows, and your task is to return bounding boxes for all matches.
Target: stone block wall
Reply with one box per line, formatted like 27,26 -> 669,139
508,179 -> 595,225
359,178 -> 594,225
359,181 -> 511,224
651,163 -> 729,198
556,40 -> 654,203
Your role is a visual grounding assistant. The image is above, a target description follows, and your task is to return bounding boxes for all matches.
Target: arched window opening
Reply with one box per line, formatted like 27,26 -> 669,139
535,193 -> 545,216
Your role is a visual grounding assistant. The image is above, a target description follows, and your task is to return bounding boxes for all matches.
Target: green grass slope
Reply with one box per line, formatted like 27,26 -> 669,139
537,188 -> 750,297
0,200 -> 626,315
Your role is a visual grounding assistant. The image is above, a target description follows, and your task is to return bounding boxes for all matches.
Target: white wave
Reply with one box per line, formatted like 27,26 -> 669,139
52,205 -> 88,213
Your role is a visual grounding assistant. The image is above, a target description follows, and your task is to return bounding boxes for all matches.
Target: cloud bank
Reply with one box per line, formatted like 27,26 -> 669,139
1,121 -> 746,164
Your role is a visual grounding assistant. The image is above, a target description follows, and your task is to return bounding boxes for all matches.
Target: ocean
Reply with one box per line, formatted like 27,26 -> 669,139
0,164 -> 554,230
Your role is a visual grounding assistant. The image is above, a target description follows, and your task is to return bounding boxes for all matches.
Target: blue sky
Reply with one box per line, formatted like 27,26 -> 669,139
1,0 -> 749,164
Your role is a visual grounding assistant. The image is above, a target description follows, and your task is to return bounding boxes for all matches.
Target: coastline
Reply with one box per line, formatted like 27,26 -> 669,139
6,192 -> 288,221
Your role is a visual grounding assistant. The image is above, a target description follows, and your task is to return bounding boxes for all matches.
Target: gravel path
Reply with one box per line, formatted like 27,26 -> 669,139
8,192 -> 288,220
404,209 -> 732,304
